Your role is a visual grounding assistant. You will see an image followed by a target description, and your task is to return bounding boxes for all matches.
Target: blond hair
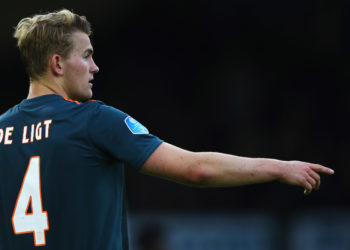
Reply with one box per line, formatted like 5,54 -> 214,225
14,9 -> 92,81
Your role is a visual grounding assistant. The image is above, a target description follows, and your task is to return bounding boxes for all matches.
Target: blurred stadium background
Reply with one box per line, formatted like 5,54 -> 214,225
1,0 -> 348,249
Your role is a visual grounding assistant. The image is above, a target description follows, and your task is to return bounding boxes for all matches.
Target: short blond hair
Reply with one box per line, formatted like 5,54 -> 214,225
14,9 -> 92,81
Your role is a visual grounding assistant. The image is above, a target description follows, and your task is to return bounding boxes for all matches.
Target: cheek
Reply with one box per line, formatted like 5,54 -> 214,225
68,58 -> 89,75
74,62 -> 88,76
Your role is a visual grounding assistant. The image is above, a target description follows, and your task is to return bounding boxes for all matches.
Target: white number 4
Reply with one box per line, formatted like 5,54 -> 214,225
12,156 -> 49,246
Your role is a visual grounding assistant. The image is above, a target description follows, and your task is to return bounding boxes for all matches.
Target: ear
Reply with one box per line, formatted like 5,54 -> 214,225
50,54 -> 64,76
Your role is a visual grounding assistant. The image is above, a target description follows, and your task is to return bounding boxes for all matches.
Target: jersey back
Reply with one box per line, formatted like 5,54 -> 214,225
0,94 -> 162,250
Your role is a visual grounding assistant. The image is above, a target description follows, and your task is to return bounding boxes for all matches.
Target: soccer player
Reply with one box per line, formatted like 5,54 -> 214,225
0,9 -> 334,250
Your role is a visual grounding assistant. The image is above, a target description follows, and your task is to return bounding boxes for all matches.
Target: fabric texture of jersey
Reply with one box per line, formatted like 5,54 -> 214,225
0,94 -> 163,250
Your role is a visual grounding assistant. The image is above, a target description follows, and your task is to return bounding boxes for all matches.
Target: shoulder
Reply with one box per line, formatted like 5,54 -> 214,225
83,99 -> 127,120
0,106 -> 19,125
85,100 -> 151,135
60,98 -> 126,119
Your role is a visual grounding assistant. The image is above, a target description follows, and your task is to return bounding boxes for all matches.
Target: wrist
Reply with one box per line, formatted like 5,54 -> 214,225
267,158 -> 286,181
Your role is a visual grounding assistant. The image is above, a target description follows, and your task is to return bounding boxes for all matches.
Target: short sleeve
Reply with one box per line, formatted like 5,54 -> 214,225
87,102 -> 163,170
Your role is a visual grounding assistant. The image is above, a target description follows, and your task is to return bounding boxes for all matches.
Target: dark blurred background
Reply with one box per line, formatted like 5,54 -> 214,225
1,0 -> 348,249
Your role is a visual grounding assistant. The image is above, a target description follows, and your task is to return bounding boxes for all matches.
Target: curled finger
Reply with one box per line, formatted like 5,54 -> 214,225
307,176 -> 317,189
303,182 -> 313,196
308,170 -> 321,190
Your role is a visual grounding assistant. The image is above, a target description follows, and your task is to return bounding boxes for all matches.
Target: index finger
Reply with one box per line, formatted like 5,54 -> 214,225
309,164 -> 334,175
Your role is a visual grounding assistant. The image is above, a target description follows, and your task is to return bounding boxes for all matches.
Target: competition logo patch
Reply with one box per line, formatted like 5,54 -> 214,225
124,116 -> 149,134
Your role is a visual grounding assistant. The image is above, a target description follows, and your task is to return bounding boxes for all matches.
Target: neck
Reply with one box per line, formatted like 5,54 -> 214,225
27,77 -> 67,99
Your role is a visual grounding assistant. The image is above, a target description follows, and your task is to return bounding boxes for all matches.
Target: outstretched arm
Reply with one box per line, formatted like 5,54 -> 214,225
141,142 -> 334,195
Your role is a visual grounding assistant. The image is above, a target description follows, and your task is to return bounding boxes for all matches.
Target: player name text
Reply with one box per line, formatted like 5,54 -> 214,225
0,120 -> 52,145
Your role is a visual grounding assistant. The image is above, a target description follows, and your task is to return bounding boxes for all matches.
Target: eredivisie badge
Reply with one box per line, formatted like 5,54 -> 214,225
124,116 -> 149,134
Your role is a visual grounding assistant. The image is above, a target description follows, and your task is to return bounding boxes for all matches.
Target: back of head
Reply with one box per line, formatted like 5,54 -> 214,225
14,9 -> 92,81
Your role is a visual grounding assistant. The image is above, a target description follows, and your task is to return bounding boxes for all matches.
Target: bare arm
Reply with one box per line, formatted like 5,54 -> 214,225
141,142 -> 334,195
